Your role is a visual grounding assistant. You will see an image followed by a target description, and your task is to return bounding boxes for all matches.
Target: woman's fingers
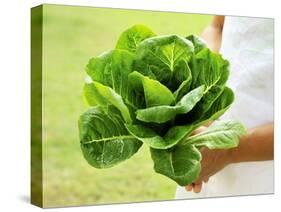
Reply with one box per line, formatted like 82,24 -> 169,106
185,178 -> 209,193
192,126 -> 207,135
203,177 -> 209,183
185,184 -> 193,191
193,182 -> 202,193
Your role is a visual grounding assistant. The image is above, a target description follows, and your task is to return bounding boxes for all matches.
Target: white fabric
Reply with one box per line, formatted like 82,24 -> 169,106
175,16 -> 274,199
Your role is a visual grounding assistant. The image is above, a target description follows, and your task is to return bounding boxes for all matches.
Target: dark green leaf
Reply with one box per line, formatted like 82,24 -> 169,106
126,124 -> 193,149
173,68 -> 192,101
191,48 -> 229,90
79,107 -> 142,168
150,144 -> 201,186
186,34 -> 207,53
198,86 -> 235,125
186,85 -> 225,122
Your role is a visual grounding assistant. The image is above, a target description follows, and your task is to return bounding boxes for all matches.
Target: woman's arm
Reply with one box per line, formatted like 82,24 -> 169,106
231,122 -> 274,163
201,15 -> 225,52
185,122 -> 274,193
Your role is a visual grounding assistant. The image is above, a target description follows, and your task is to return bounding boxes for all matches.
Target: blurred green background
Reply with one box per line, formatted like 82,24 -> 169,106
42,4 -> 212,207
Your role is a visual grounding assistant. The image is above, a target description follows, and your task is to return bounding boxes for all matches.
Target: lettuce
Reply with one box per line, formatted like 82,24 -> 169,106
79,25 -> 246,186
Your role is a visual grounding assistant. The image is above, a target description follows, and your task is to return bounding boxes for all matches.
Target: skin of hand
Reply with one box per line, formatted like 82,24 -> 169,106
185,126 -> 233,193
185,123 -> 274,193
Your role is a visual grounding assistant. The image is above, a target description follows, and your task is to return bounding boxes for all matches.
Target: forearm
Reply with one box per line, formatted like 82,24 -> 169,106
230,123 -> 274,163
201,15 -> 224,52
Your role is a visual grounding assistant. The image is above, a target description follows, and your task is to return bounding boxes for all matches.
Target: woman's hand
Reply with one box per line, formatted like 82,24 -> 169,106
185,127 -> 231,193
185,146 -> 232,193
185,122 -> 274,193
185,126 -> 233,193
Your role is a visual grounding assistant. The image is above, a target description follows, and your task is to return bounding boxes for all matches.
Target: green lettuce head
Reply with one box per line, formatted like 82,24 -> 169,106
79,25 -> 246,186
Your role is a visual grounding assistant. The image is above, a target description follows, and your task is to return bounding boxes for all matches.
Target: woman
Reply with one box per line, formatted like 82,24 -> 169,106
175,15 -> 274,198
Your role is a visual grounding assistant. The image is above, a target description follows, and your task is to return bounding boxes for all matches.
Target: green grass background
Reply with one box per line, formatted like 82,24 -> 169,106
42,4 -> 212,207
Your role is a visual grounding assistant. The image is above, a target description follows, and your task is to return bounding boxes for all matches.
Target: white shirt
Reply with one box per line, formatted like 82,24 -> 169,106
175,16 -> 274,199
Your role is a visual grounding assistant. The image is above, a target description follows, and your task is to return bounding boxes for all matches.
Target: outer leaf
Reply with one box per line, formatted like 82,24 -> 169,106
128,71 -> 175,107
181,120 -> 247,149
197,86 -> 235,125
150,144 -> 201,186
135,35 -> 194,91
79,106 -> 142,168
186,34 -> 207,53
136,85 -> 205,123
191,48 -> 229,90
186,85 -> 225,122
116,24 -> 156,52
199,86 -> 225,111
84,82 -> 132,123
86,49 -> 143,109
126,124 -> 193,149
